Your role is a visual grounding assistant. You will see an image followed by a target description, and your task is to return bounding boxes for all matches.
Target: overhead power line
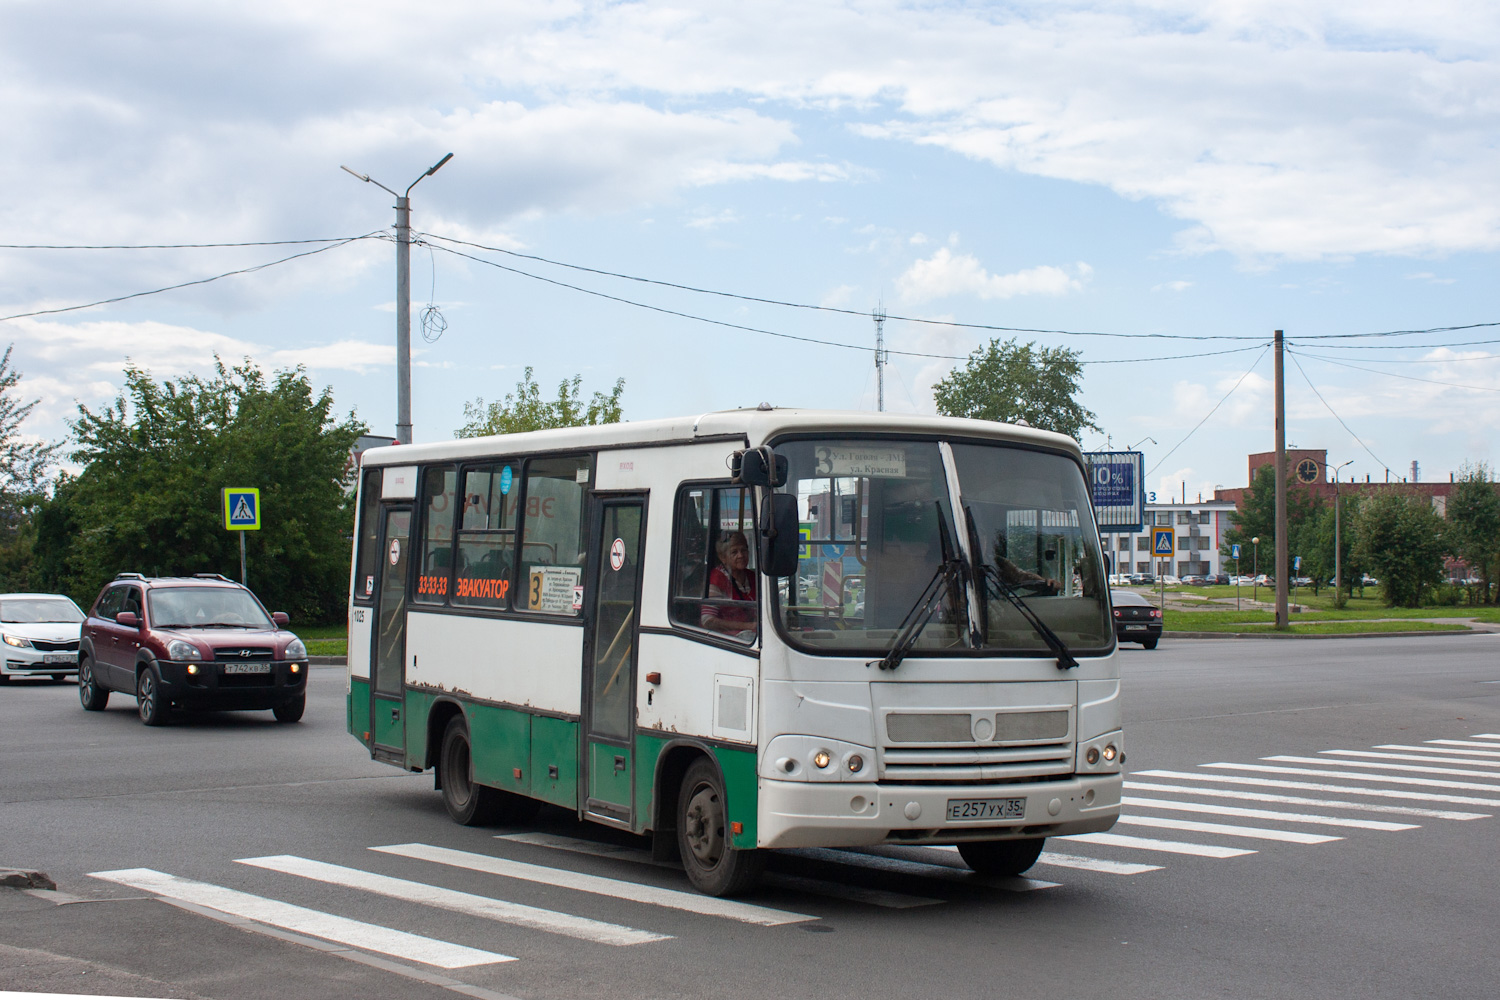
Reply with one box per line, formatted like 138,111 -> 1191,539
1146,344 -> 1272,476
0,234 -> 383,324
0,236 -> 381,250
1290,349 -> 1500,394
1285,351 -> 1393,474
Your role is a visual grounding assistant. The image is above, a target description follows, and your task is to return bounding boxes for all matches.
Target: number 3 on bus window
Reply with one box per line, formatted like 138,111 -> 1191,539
814,447 -> 833,476
529,572 -> 543,608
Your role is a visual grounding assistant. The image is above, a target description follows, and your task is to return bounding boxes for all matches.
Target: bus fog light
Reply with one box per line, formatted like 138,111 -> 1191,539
1102,744 -> 1117,762
813,750 -> 832,769
846,754 -> 863,773
850,795 -> 867,813
1085,747 -> 1100,765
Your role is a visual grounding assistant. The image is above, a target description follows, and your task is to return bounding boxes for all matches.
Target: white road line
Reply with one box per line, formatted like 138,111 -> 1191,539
496,833 -> 943,909
1202,762 -> 1500,792
1264,756 -> 1500,780
1132,769 -> 1500,807
1115,814 -> 1340,844
372,843 -> 814,926
1322,750 -> 1500,770
1035,852 -> 1164,875
1426,739 -> 1500,749
1470,734 -> 1500,740
1058,833 -> 1255,859
1377,744 -> 1500,758
89,868 -> 511,969
784,848 -> 1059,892
237,855 -> 667,946
1123,780 -> 1488,821
1122,795 -> 1415,831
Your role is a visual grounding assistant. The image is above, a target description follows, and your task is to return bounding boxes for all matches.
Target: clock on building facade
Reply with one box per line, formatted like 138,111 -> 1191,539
1295,458 -> 1320,484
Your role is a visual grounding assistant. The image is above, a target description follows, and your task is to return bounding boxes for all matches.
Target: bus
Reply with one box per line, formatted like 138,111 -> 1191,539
346,408 -> 1122,896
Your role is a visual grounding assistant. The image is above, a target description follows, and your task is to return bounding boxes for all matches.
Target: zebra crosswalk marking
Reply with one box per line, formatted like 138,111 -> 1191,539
1425,739 -> 1500,749
1033,852 -> 1163,875
1123,780 -> 1488,821
1375,744 -> 1500,759
372,843 -> 815,926
90,868 -> 512,969
1469,734 -> 1500,740
1113,815 -> 1340,844
1059,833 -> 1254,859
496,833 -> 943,909
236,855 -> 668,946
1264,756 -> 1500,780
1321,750 -> 1500,770
1121,795 -> 1417,831
1202,762 -> 1500,793
1134,769 -> 1500,807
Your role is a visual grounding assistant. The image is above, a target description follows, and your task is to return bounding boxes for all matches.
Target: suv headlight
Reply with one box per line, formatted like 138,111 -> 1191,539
284,638 -> 307,660
3,634 -> 33,648
166,639 -> 202,661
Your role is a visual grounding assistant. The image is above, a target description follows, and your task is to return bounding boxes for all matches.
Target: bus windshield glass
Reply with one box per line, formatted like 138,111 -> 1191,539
772,438 -> 1111,655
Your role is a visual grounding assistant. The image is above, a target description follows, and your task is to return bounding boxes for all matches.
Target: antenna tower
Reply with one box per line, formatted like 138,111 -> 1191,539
873,303 -> 888,411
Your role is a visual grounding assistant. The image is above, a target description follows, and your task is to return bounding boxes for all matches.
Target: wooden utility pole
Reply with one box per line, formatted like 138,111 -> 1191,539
1274,329 -> 1289,628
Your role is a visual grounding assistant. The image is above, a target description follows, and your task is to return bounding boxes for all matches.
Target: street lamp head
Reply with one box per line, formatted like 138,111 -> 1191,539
1251,536 -> 1260,544
407,152 -> 455,195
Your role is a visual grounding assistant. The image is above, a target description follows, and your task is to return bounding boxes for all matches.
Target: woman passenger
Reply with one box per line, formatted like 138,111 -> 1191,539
701,531 -> 757,636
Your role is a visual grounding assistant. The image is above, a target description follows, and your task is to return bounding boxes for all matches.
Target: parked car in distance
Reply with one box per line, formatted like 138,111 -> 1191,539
78,573 -> 309,726
1110,589 -> 1162,649
1128,573 -> 1156,586
1208,574 -> 1230,586
1180,575 -> 1207,586
1,593 -> 85,683
1159,574 -> 1182,586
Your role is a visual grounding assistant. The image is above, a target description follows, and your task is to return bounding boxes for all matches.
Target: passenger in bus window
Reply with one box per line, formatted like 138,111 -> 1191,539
701,531 -> 757,636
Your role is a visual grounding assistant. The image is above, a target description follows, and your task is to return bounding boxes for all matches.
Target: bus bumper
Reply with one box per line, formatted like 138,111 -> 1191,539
757,772 -> 1122,850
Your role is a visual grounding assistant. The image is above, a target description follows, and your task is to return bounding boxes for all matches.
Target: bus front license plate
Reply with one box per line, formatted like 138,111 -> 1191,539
946,797 -> 1026,821
223,663 -> 270,674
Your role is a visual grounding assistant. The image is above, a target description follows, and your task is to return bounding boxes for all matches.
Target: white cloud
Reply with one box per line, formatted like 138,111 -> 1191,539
1152,280 -> 1193,292
819,284 -> 858,308
685,208 -> 741,230
896,249 -> 1091,303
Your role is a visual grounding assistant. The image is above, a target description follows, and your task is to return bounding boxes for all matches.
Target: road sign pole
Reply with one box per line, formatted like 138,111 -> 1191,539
239,531 -> 247,585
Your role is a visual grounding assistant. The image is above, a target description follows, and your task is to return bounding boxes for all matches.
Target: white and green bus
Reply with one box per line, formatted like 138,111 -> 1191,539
347,408 -> 1122,895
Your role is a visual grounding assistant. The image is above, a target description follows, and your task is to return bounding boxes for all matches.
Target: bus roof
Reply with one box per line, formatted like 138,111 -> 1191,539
356,408 -> 1084,468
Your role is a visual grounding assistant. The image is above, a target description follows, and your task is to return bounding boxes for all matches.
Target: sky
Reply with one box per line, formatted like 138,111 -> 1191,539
4,0 -> 1499,503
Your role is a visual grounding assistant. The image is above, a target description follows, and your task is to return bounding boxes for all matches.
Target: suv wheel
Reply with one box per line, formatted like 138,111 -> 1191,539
137,665 -> 171,726
272,694 -> 305,723
79,658 -> 109,711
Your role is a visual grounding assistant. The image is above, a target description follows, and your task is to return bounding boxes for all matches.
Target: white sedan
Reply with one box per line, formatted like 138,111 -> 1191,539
1,593 -> 85,682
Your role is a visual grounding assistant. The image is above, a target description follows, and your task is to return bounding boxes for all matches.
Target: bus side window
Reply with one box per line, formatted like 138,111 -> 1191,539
354,468 -> 382,602
518,455 -> 590,616
453,463 -> 519,609
670,484 -> 757,643
415,465 -> 456,604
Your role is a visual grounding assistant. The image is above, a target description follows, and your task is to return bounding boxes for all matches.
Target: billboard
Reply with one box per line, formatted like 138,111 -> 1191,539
1084,451 -> 1145,532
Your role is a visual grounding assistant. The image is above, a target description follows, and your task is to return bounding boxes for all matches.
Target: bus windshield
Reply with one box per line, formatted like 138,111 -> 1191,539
772,438 -> 1112,656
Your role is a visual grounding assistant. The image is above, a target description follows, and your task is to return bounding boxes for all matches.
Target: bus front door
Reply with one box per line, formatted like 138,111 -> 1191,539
371,506 -> 412,764
582,496 -> 646,826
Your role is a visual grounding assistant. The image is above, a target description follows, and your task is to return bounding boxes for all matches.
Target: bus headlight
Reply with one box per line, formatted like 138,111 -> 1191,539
1077,731 -> 1124,774
813,750 -> 832,769
761,736 -> 876,782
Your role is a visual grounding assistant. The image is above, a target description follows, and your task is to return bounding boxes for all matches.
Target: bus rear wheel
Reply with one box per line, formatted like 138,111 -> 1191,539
957,837 -> 1046,876
676,757 -> 763,897
439,716 -> 538,826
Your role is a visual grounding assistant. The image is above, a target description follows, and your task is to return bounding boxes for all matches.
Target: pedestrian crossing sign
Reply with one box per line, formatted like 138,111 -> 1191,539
1152,527 -> 1174,556
223,488 -> 261,530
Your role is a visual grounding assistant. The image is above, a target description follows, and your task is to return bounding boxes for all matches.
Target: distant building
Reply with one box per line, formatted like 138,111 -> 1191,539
1099,499 -> 1237,579
1214,449 -> 1463,511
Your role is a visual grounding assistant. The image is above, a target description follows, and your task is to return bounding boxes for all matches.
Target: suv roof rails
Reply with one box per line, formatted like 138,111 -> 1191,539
114,572 -> 146,580
193,573 -> 234,582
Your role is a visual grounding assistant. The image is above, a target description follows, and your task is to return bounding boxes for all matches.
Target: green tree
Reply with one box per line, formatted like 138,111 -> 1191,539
1293,494 -> 1365,603
457,367 -> 624,438
1352,491 -> 1447,607
0,345 -> 58,591
34,359 -> 364,622
1221,463 -> 1323,577
932,338 -> 1099,441
1446,462 -> 1500,604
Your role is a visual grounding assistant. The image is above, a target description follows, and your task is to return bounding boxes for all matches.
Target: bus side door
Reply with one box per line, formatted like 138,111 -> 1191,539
581,494 -> 647,826
371,506 -> 412,763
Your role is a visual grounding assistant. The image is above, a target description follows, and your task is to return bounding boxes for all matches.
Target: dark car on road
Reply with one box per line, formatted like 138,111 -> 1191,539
1110,589 -> 1162,649
78,573 -> 309,726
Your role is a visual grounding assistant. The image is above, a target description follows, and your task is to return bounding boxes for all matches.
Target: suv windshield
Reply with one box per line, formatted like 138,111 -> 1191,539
148,587 -> 274,629
1,598 -> 85,624
771,438 -> 1111,655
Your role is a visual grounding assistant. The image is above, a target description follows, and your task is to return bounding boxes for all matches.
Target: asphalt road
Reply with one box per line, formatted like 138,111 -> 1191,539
2,635 -> 1498,1000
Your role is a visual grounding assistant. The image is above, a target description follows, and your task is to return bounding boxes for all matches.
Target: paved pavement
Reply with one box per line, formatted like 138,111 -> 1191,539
2,635 -> 1498,999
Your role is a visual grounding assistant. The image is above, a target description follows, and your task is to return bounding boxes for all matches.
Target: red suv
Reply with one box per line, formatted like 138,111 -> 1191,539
78,573 -> 309,726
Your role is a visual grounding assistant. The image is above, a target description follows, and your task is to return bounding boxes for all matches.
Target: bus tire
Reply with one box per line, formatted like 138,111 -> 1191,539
676,757 -> 763,897
441,716 -> 504,825
957,837 -> 1045,876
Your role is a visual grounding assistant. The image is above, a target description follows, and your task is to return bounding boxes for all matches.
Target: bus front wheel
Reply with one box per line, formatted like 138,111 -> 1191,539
957,837 -> 1046,876
676,757 -> 764,897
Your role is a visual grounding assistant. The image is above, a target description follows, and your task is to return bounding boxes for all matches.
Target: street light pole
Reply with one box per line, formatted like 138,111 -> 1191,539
1328,459 -> 1353,606
1252,536 -> 1260,604
342,153 -> 454,445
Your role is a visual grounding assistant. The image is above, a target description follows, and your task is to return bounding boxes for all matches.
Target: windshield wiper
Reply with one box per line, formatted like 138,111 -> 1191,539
963,505 -> 1078,671
869,503 -> 968,672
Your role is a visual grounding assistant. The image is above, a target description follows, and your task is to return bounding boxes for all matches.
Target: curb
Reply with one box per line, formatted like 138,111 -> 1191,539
1160,628 -> 1487,641
309,656 -> 347,666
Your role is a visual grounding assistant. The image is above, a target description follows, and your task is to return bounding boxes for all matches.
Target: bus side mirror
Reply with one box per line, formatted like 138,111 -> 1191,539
737,447 -> 787,488
758,492 -> 800,578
